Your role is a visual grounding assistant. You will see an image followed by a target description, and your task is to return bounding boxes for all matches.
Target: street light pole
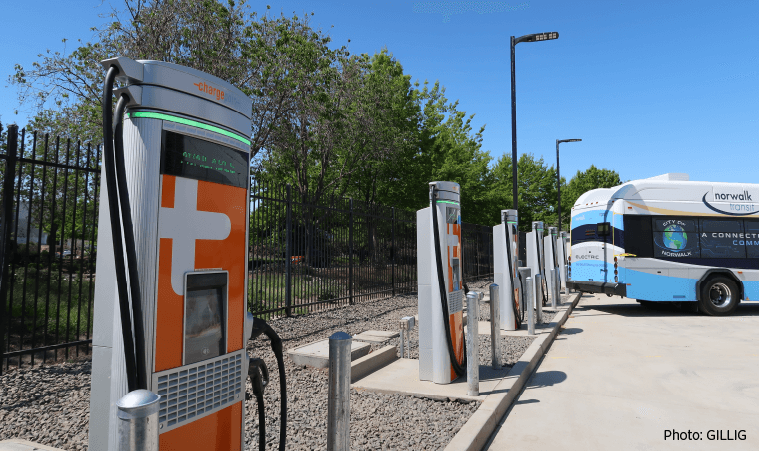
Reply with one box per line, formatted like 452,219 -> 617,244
510,31 -> 559,212
510,36 -> 517,210
556,138 -> 582,231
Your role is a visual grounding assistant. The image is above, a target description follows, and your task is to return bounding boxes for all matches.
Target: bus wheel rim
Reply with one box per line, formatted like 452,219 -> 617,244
709,282 -> 732,308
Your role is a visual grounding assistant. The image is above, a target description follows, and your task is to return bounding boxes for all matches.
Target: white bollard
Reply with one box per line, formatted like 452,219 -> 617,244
466,292 -> 479,396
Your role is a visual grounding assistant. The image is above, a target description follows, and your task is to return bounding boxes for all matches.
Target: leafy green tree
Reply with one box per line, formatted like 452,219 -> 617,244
362,80 -> 495,225
491,153 -> 566,230
561,165 -> 622,227
344,49 -> 420,207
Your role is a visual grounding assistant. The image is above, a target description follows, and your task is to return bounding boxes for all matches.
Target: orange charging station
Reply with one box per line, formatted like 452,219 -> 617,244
417,181 -> 466,384
89,57 -> 252,450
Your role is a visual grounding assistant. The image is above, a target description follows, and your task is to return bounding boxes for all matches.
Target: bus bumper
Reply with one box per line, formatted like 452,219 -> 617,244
567,281 -> 627,297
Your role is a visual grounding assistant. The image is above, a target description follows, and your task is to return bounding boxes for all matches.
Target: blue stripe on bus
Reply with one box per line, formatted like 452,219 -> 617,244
570,209 -> 610,228
624,269 -> 697,301
571,260 -> 615,283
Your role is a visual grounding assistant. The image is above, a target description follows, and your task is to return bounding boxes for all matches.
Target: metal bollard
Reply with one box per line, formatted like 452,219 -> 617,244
466,292 -> 479,396
399,329 -> 405,359
489,284 -> 501,369
535,274 -> 543,324
526,277 -> 535,335
327,332 -> 351,451
399,316 -> 415,358
550,268 -> 558,308
116,390 -> 160,451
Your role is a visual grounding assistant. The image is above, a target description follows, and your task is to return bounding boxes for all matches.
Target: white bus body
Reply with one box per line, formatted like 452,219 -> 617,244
567,173 -> 759,315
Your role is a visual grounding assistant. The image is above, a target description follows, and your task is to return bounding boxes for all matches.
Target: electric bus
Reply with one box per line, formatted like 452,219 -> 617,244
567,173 -> 759,316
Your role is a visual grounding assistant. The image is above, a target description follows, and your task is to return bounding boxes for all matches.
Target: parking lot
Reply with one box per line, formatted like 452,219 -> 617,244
485,293 -> 759,450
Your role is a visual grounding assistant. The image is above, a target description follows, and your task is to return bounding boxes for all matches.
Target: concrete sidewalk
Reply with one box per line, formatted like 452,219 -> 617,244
485,294 -> 759,451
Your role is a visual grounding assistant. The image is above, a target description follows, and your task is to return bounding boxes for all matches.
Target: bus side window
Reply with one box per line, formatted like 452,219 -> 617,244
745,220 -> 759,258
623,215 -> 653,257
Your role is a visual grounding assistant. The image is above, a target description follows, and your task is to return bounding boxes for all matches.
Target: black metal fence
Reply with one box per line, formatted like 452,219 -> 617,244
0,125 -> 494,371
0,125 -> 101,371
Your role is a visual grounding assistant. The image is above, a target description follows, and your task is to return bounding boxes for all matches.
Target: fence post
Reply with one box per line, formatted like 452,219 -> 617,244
285,184 -> 293,317
348,198 -> 354,305
0,124 -> 18,375
391,207 -> 396,296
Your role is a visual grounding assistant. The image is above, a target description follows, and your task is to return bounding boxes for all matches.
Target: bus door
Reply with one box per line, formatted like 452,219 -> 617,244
597,215 -> 612,283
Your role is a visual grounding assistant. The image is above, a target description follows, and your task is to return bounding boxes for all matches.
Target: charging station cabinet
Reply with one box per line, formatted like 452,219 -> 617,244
417,181 -> 465,384
89,57 -> 252,451
493,209 -> 519,330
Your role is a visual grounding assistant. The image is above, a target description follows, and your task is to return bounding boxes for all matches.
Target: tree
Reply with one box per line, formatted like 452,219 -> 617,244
344,49 -> 419,207
491,153 -> 566,230
561,165 -> 622,228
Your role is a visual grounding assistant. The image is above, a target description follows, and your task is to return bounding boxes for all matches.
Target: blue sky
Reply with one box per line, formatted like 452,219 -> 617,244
2,0 -> 757,184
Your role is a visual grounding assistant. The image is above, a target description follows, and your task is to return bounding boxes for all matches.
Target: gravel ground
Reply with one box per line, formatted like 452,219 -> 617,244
0,361 -> 91,450
0,281 -> 545,450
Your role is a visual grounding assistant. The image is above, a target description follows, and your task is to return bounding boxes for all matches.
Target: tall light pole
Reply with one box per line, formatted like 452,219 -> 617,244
556,138 -> 581,231
510,31 -> 559,210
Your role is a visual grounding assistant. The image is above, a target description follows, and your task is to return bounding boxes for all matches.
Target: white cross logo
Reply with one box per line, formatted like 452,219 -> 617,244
158,177 -> 231,295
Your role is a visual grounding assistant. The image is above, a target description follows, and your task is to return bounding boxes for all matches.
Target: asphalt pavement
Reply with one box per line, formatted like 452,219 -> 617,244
485,293 -> 759,451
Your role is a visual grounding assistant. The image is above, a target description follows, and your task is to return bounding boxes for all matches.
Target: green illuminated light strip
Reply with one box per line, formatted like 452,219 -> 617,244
506,221 -> 517,224
127,112 -> 251,146
437,200 -> 460,206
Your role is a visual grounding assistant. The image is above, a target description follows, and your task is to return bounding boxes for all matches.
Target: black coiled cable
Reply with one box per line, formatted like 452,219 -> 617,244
102,67 -> 143,391
504,223 -> 521,328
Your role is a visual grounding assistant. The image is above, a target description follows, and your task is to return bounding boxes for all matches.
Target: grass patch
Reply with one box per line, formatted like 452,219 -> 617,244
6,269 -> 94,343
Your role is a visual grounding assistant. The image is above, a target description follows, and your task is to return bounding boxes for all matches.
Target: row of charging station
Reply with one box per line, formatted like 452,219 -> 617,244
417,182 -> 570,385
89,54 -> 574,447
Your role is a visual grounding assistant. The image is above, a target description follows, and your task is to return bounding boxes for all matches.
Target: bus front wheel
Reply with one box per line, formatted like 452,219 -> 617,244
699,277 -> 740,316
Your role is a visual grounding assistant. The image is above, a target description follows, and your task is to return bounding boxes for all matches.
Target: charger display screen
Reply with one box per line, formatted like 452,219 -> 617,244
161,131 -> 248,188
184,272 -> 227,365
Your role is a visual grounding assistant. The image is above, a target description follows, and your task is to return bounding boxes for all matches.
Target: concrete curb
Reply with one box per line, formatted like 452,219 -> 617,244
351,345 -> 398,383
444,292 -> 583,451
0,439 -> 65,451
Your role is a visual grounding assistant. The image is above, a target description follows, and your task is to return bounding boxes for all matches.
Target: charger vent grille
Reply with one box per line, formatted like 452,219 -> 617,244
153,350 -> 244,433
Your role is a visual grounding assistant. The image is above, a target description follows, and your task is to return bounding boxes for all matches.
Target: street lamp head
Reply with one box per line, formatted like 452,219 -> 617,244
515,32 -> 559,44
558,138 -> 582,144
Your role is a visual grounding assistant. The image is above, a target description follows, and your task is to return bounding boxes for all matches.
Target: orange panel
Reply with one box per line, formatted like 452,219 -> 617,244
155,237 -> 183,371
160,402 -> 242,451
162,175 -> 176,208
195,182 -> 247,352
449,311 -> 464,381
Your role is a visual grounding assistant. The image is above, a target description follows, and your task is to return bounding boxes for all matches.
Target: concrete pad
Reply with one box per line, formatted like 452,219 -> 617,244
351,345 -> 398,383
0,440 -> 64,451
287,339 -> 371,368
352,330 -> 399,343
484,294 -> 759,451
351,358 -> 511,402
